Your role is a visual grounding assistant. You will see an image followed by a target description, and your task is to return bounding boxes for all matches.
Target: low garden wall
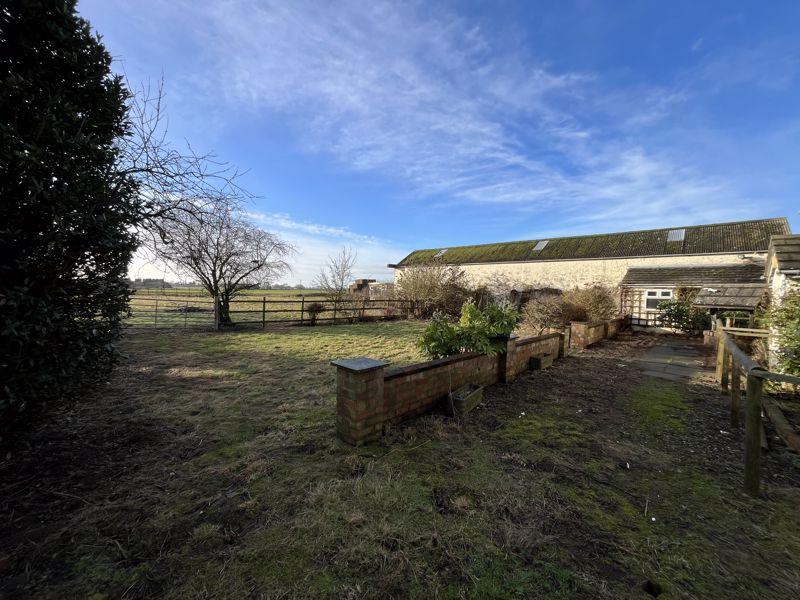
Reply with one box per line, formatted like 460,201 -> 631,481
333,317 -> 628,445
570,317 -> 627,349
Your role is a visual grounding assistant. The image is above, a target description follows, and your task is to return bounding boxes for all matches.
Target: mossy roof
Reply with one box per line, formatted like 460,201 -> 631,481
766,234 -> 800,274
395,217 -> 790,267
620,263 -> 766,287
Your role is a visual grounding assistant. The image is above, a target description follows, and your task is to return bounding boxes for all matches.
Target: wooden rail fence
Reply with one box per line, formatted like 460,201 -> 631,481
714,319 -> 800,496
127,294 -> 420,329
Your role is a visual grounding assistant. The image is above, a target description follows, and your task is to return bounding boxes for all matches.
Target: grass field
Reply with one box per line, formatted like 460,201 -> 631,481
2,323 -> 800,598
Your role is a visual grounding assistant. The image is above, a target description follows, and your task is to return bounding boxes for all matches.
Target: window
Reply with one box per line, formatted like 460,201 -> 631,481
667,228 -> 685,242
533,240 -> 549,252
646,289 -> 672,310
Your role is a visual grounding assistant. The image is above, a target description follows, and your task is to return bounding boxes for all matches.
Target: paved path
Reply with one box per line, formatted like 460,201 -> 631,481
632,337 -> 711,381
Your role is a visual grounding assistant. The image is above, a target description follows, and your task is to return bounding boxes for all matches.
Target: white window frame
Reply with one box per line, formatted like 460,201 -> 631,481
645,289 -> 672,311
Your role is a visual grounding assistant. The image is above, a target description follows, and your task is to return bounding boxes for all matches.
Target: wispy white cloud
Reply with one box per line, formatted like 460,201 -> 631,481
246,211 -> 404,284
245,211 -> 381,245
107,0 -> 798,256
166,0 -> 770,226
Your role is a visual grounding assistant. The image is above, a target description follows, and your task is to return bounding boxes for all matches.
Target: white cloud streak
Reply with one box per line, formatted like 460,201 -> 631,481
172,0 -> 770,225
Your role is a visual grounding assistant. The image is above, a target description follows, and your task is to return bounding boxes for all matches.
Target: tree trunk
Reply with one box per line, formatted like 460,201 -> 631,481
218,295 -> 233,326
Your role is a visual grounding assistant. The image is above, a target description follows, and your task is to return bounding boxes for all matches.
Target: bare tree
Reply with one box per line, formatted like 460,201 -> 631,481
116,79 -> 250,247
155,205 -> 293,325
315,247 -> 357,312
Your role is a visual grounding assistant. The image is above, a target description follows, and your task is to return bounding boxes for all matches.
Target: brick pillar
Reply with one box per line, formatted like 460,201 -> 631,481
559,326 -> 571,357
570,322 -> 588,348
499,335 -> 518,383
332,357 -> 388,446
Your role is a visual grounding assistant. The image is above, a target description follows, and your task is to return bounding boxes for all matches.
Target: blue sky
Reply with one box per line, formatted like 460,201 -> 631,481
78,0 -> 800,284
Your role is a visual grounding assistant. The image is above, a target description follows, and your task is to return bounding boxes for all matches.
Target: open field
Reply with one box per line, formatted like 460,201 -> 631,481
2,323 -> 800,599
126,288 -> 406,329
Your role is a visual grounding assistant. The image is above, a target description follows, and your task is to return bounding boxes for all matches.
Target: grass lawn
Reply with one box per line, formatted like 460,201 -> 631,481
2,323 -> 800,599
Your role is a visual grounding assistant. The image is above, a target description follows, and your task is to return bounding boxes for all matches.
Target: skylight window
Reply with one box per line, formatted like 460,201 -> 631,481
667,228 -> 686,242
533,240 -> 549,252
434,249 -> 448,258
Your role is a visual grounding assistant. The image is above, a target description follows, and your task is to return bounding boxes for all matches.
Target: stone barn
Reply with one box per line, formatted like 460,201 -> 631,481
391,217 -> 790,325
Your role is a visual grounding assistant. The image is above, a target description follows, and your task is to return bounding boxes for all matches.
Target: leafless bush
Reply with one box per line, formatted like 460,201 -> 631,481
394,261 -> 470,317
521,285 -> 618,334
521,292 -> 586,335
564,285 -> 619,322
315,247 -> 359,320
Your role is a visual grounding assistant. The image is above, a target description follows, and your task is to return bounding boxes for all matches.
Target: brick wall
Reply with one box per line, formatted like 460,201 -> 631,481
334,319 -> 631,444
505,333 -> 562,380
570,317 -> 627,349
334,333 -> 561,445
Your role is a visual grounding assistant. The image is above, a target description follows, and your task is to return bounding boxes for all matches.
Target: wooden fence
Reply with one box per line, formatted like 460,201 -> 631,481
127,294 -> 418,329
714,320 -> 800,496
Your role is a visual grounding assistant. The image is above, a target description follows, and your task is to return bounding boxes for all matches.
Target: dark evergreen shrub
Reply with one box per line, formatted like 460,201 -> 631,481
0,1 -> 138,430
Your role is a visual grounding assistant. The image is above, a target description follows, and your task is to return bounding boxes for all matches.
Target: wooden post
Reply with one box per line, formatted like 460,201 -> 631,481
214,296 -> 220,331
715,337 -> 726,385
361,299 -> 366,321
730,357 -> 741,428
720,345 -> 729,392
154,299 -> 159,328
332,298 -> 338,324
262,296 -> 266,329
744,372 -> 764,497
300,295 -> 305,326
184,300 -> 188,329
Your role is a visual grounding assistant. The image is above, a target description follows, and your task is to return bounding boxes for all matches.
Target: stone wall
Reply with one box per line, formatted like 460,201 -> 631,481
334,332 -> 577,445
395,253 -> 760,291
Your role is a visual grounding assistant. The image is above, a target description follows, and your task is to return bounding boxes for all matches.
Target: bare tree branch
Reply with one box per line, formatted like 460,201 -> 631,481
116,77 -> 252,248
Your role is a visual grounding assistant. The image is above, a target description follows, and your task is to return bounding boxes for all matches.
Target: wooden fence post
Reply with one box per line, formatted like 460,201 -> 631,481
744,372 -> 764,497
214,296 -> 221,331
721,344 -> 730,391
361,299 -> 366,321
332,298 -> 338,324
154,299 -> 159,328
730,357 -> 741,428
184,300 -> 188,329
300,295 -> 305,326
262,296 -> 266,329
715,333 -> 725,383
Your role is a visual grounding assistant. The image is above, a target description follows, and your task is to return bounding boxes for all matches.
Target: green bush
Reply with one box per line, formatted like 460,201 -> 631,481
1,2 -> 138,430
418,301 -> 519,359
765,292 -> 800,374
657,300 -> 711,333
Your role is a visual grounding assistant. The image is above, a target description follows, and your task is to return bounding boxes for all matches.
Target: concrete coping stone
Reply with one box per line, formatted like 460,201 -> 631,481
331,357 -> 389,373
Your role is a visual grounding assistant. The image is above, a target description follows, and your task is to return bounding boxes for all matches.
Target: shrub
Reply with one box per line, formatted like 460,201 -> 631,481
418,301 -> 519,359
1,2 -> 139,430
521,293 -> 586,334
563,285 -> 618,322
520,285 -> 617,333
657,300 -> 711,333
305,302 -> 325,325
764,291 -> 800,374
394,261 -> 470,317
